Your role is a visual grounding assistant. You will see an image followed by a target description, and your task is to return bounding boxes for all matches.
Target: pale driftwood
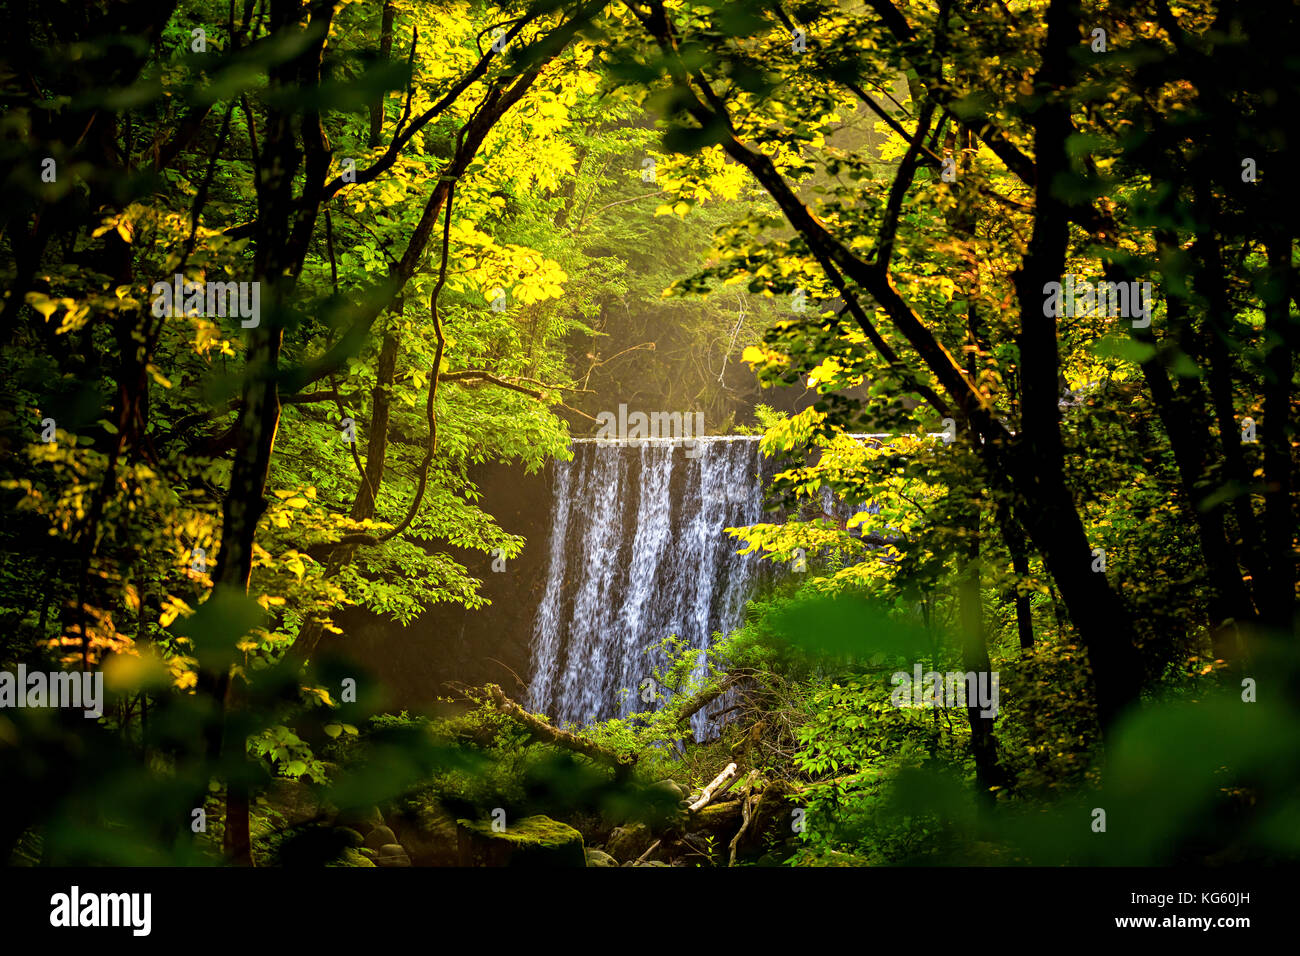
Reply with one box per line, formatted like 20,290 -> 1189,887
712,767 -> 745,802
688,762 -> 738,812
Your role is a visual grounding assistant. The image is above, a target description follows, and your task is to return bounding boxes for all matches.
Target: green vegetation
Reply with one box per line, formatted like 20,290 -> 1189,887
0,0 -> 1295,869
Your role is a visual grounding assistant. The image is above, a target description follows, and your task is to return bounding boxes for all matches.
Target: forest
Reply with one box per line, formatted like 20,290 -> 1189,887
0,0 -> 1296,880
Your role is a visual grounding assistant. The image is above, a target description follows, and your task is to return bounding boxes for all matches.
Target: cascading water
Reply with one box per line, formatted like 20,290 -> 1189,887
527,436 -> 778,739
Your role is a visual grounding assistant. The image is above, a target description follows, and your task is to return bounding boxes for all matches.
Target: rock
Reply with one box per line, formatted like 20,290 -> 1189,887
456,815 -> 586,867
264,778 -> 322,827
328,847 -> 376,867
388,794 -> 459,866
337,805 -> 385,834
650,779 -> 686,802
635,860 -> 670,867
642,779 -> 690,827
335,826 -> 365,848
584,848 -> 618,867
376,844 -> 412,867
606,822 -> 654,861
363,825 -> 398,851
679,831 -> 725,866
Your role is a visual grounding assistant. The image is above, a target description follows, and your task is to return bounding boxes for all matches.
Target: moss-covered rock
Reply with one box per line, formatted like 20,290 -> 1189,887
584,847 -> 618,867
336,826 -> 365,848
456,814 -> 585,867
376,843 -> 412,867
328,847 -> 376,867
363,825 -> 397,851
649,778 -> 686,803
606,822 -> 653,861
337,805 -> 385,834
264,778 -> 324,827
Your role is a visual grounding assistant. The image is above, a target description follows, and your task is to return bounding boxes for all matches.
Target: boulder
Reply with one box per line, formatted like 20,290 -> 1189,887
328,847 -> 376,867
584,848 -> 618,867
642,779 -> 689,827
376,844 -> 412,867
601,779 -> 687,830
335,826 -> 365,848
456,815 -> 586,867
363,825 -> 398,851
264,778 -> 322,827
606,822 -> 654,862
649,779 -> 686,802
337,805 -> 385,834
388,795 -> 459,866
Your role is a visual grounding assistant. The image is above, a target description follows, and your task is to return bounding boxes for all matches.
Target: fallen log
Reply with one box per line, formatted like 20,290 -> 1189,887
688,762 -> 737,812
675,674 -> 742,727
692,799 -> 743,830
483,684 -> 635,779
711,767 -> 744,803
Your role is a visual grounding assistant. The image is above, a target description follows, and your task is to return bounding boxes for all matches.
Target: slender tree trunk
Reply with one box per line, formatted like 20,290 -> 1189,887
351,331 -> 400,522
367,2 -> 395,149
997,503 -> 1035,650
1132,242 -> 1255,662
202,0 -> 336,866
958,497 -> 1006,800
1261,231 -> 1295,637
287,330 -> 399,663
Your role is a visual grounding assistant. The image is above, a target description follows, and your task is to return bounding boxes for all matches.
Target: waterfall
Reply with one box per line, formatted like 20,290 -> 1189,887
527,437 -> 776,739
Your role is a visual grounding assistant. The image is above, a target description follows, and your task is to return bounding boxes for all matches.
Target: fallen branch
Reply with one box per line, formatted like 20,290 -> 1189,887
675,673 -> 744,727
711,767 -> 745,803
688,763 -> 737,812
728,771 -> 760,866
634,839 -> 662,865
483,684 -> 635,778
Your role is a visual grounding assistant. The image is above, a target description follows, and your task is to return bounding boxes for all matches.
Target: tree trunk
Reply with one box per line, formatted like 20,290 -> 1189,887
367,2 -> 395,149
958,497 -> 1006,800
997,503 -> 1035,650
202,0 -> 337,866
1010,0 -> 1142,733
1261,231 -> 1295,638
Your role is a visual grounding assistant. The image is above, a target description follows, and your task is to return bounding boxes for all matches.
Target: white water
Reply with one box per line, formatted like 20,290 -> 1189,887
527,437 -> 775,739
